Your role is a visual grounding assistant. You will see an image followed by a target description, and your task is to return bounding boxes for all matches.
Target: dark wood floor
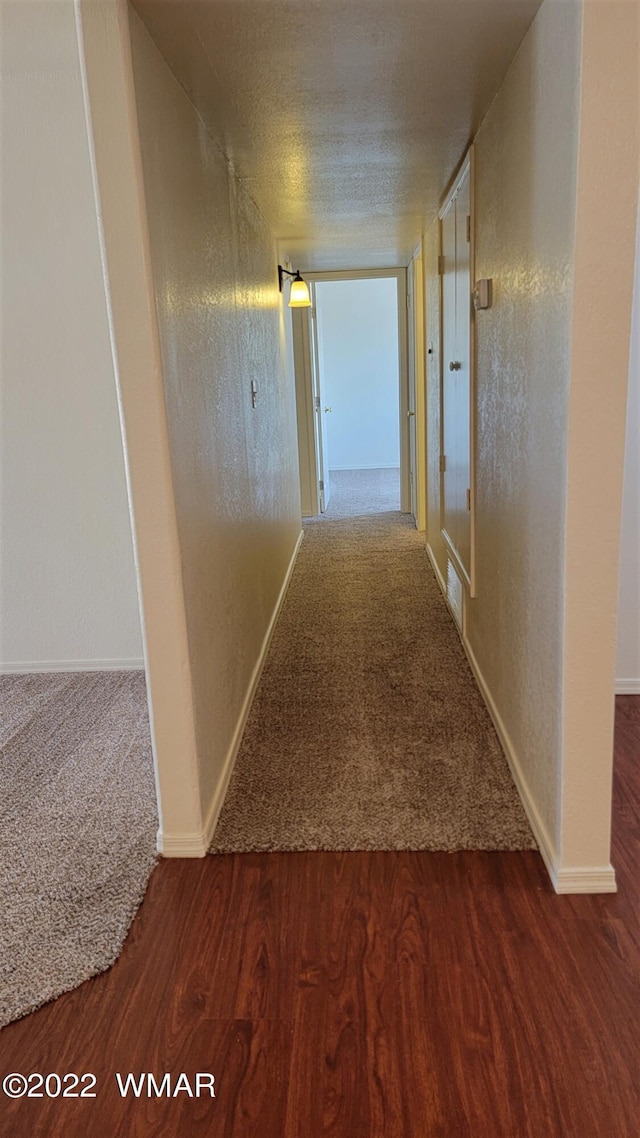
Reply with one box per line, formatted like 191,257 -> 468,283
2,698 -> 639,1137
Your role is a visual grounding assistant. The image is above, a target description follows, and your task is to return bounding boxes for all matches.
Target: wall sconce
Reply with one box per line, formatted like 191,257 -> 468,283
278,264 -> 311,308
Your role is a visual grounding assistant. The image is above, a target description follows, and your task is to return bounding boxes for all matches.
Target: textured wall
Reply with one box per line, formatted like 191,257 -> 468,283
425,0 -> 582,854
465,0 -> 583,852
128,12 -> 302,814
0,0 -> 142,669
425,0 -> 639,879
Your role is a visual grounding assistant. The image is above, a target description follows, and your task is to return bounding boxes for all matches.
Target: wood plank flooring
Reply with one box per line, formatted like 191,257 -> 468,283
1,697 -> 638,1137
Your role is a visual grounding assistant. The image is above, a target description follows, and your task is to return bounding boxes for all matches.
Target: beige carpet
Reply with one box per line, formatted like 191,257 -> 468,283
211,477 -> 536,854
0,671 -> 157,1028
324,467 -> 400,516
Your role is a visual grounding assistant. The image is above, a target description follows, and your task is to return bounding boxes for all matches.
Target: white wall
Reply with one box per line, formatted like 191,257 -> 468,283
616,212 -> 640,693
559,0 -> 638,881
465,0 -> 582,867
0,0 -> 142,670
127,10 -> 302,841
315,278 -> 400,471
425,0 -> 639,891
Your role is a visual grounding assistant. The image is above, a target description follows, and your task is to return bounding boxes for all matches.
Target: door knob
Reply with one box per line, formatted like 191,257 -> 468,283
324,406 -> 332,412
449,361 -> 461,371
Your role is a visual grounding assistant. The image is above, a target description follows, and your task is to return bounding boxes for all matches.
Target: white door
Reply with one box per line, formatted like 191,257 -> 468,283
407,260 -> 418,523
454,165 -> 471,574
309,284 -> 331,512
440,155 -> 473,586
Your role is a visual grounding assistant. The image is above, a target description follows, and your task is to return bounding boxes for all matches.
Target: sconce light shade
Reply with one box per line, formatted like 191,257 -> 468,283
288,275 -> 311,307
278,264 -> 312,308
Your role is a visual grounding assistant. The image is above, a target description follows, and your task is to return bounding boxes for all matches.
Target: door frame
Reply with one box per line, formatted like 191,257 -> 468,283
407,258 -> 418,522
292,304 -> 321,516
308,281 -> 330,511
438,146 -> 476,596
293,267 -> 411,514
408,239 -> 428,531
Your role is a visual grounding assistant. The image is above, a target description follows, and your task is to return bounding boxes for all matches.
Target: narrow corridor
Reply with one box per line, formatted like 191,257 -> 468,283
211,471 -> 534,854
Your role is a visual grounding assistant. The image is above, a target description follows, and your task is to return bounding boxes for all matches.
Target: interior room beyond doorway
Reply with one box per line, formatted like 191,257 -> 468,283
310,274 -> 404,516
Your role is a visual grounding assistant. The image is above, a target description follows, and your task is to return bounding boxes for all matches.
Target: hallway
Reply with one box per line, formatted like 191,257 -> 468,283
56,0 -> 636,889
1,3 -> 638,1133
211,471 -> 533,854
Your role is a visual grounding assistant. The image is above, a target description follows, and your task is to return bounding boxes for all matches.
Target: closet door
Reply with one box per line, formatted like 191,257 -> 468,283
441,195 -> 460,557
439,150 -> 474,592
453,164 -> 471,576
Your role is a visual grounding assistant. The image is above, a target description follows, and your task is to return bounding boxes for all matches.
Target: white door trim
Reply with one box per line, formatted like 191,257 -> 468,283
300,268 -> 411,512
291,306 -> 320,516
438,146 -> 476,596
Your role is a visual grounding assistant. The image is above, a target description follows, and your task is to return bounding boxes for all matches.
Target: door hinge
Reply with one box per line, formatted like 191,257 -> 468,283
319,480 -> 324,492
466,215 -> 471,243
438,254 -> 445,275
439,455 -> 447,473
466,487 -> 471,511
315,396 -> 320,410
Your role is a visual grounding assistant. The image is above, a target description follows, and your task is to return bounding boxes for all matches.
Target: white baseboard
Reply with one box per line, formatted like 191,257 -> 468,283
159,828 -> 211,858
615,678 -> 640,695
461,636 -> 559,880
158,529 -> 305,857
463,636 -> 618,895
425,541 -> 447,597
0,657 -> 144,674
552,865 -> 617,894
426,541 -> 617,895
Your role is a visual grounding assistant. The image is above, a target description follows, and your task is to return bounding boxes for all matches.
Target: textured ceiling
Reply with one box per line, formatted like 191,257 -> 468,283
131,0 -> 542,269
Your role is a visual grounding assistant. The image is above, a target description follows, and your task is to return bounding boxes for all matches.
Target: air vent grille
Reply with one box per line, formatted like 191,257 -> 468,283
447,559 -> 463,629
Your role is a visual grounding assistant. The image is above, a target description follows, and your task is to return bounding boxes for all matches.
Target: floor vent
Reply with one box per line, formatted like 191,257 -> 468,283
447,558 -> 463,629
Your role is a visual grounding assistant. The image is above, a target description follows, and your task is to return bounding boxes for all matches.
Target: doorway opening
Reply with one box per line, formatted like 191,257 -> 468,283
314,275 -> 400,516
293,269 -> 410,520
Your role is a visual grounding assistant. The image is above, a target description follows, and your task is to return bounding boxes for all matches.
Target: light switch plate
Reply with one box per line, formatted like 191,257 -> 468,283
473,279 -> 493,310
